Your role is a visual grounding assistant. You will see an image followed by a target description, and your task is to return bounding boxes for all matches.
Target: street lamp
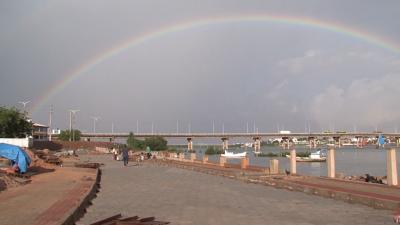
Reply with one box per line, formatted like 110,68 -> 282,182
69,109 -> 79,141
18,101 -> 30,112
91,116 -> 100,133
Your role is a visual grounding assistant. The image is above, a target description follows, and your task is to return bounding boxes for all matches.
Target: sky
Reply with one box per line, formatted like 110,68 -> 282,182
1,0 -> 400,134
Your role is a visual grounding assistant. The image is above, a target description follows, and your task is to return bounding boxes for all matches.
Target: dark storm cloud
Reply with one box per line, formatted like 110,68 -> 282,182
1,0 -> 400,133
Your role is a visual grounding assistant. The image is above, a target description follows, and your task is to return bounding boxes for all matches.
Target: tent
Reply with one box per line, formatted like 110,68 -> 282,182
0,143 -> 31,173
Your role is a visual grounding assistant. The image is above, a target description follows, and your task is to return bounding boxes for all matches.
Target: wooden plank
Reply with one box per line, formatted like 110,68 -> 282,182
90,214 -> 122,225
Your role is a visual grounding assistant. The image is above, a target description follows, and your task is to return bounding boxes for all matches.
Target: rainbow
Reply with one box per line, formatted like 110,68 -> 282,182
31,14 -> 400,113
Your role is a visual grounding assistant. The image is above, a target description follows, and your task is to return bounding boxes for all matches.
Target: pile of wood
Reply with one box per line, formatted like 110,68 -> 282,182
34,149 -> 62,165
90,214 -> 170,225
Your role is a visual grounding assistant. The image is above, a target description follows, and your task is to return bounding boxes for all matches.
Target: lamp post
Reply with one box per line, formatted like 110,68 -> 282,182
18,101 -> 30,112
91,116 -> 100,133
69,109 -> 79,141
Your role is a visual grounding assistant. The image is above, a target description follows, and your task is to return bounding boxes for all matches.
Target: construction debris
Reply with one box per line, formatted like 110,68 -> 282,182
89,214 -> 169,225
33,149 -> 62,165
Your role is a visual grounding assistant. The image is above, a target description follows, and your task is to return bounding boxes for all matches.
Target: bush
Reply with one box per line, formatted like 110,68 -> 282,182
126,132 -> 145,149
205,146 -> 223,155
144,136 -> 168,151
58,129 -> 81,141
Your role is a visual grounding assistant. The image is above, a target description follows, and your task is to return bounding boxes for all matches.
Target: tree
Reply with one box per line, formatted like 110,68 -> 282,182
0,106 -> 32,138
126,132 -> 145,150
58,129 -> 81,141
144,136 -> 168,151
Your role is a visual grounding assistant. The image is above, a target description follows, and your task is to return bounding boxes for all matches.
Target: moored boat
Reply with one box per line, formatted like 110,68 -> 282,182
286,149 -> 326,162
221,150 -> 247,158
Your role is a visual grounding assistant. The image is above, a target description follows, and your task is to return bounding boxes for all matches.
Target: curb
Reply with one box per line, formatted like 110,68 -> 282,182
60,168 -> 101,225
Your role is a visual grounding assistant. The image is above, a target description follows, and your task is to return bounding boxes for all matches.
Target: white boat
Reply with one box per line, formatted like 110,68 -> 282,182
221,150 -> 247,158
286,149 -> 326,162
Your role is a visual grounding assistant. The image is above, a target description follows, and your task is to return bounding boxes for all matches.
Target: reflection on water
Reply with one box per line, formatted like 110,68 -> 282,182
178,145 -> 398,177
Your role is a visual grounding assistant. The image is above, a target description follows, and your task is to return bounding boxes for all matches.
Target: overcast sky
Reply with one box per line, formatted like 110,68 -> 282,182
1,1 -> 400,133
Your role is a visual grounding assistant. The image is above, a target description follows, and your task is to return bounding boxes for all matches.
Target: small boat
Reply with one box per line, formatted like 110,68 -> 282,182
221,150 -> 247,158
286,149 -> 326,162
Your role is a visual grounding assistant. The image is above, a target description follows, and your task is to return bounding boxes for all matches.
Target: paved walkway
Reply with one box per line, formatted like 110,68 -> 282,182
0,167 -> 97,225
78,155 -> 393,225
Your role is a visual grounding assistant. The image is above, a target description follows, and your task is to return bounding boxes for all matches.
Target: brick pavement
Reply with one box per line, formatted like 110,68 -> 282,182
78,155 -> 394,225
0,167 -> 98,225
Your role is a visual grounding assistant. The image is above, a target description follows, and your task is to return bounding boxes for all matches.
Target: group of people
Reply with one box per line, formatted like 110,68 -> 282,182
111,145 -> 155,167
111,145 -> 129,166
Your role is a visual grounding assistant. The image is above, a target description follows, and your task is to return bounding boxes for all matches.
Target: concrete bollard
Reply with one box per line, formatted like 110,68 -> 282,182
327,148 -> 336,178
203,154 -> 209,164
387,148 -> 398,186
190,153 -> 196,162
241,157 -> 249,169
179,153 -> 185,161
290,149 -> 296,175
269,159 -> 279,174
219,156 -> 226,167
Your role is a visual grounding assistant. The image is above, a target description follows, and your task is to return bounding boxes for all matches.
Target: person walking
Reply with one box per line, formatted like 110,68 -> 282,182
122,146 -> 129,166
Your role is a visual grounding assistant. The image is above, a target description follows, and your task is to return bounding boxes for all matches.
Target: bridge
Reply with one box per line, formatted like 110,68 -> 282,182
78,132 -> 400,138
71,132 -> 400,152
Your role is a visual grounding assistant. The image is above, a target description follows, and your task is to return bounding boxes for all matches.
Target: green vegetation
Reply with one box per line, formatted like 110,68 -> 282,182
257,151 -> 311,157
126,133 -> 168,151
0,106 -> 32,138
58,129 -> 81,141
261,141 -> 280,147
205,146 -> 223,155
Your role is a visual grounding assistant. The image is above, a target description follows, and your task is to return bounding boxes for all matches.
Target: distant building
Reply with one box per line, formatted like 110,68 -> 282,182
51,128 -> 61,135
32,123 -> 49,141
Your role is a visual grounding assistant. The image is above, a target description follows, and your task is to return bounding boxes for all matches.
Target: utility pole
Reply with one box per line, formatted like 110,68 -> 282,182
212,121 -> 215,135
136,120 -> 139,134
69,109 -> 79,141
176,120 -> 179,134
49,105 -> 53,141
151,122 -> 154,135
91,116 -> 100,133
111,122 -> 114,134
222,123 -> 225,134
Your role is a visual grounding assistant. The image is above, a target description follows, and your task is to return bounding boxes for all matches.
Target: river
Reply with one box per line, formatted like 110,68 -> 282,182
177,145 -> 398,177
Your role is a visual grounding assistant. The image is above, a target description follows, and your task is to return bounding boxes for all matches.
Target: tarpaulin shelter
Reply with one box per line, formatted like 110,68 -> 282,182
0,143 -> 31,173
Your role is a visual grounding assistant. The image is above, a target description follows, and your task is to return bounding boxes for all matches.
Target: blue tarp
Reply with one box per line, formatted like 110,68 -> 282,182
0,143 -> 31,173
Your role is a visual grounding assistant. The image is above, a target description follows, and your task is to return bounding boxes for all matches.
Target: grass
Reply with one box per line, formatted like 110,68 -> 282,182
256,151 -> 311,157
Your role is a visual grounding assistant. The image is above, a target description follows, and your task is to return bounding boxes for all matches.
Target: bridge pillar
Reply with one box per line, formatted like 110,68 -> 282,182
356,136 -> 364,148
241,157 -> 249,169
203,154 -> 208,164
190,153 -> 196,162
269,159 -> 279,175
308,137 -> 317,149
282,137 -> 290,150
327,148 -> 336,178
387,148 -> 398,186
333,137 -> 341,148
253,137 -> 261,153
290,148 -> 296,175
219,156 -> 226,167
221,138 -> 229,150
187,138 -> 193,152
